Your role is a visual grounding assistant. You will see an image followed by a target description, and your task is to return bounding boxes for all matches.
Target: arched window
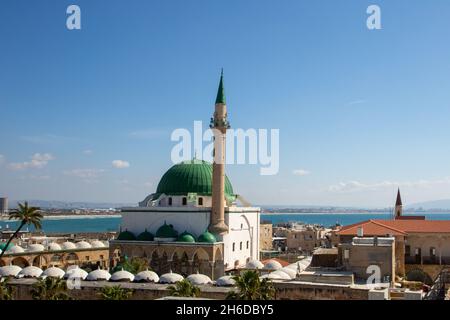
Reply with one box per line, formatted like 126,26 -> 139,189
240,242 -> 242,250
198,197 -> 203,206
182,197 -> 187,205
168,197 -> 172,206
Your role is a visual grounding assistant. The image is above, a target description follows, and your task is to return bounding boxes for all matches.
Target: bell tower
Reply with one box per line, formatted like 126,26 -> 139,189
208,70 -> 230,235
395,188 -> 403,219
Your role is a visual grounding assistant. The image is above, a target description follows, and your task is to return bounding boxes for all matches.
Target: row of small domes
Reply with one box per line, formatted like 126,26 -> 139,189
118,225 -> 217,243
0,240 -> 107,254
0,265 -> 235,286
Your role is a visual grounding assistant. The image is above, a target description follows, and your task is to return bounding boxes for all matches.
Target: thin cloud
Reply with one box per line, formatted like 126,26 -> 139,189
9,153 -> 55,170
63,168 -> 105,179
329,177 -> 450,193
83,150 -> 93,155
112,160 -> 130,169
0,154 -> 5,165
348,99 -> 366,106
293,169 -> 310,176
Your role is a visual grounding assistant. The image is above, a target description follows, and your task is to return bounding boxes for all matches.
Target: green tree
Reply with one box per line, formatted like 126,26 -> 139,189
167,279 -> 201,297
100,285 -> 133,300
112,257 -> 149,274
0,279 -> 14,300
31,277 -> 71,300
226,270 -> 276,300
0,201 -> 43,260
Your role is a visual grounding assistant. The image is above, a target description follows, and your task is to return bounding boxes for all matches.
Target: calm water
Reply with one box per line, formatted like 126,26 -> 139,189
1,213 -> 450,234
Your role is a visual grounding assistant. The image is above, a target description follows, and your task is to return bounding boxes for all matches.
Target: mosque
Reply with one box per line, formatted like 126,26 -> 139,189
109,72 -> 261,279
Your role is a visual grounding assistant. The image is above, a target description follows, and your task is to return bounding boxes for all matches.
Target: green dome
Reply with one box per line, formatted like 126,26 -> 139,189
117,230 -> 136,241
178,231 -> 196,243
156,160 -> 235,197
198,231 -> 217,243
156,222 -> 178,238
0,243 -> 13,251
136,229 -> 154,241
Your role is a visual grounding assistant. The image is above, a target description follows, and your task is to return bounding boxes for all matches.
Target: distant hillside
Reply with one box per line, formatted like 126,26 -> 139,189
9,200 -> 135,209
406,199 -> 450,210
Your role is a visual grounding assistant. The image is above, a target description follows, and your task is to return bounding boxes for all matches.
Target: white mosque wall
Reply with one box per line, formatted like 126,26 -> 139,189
222,210 -> 260,270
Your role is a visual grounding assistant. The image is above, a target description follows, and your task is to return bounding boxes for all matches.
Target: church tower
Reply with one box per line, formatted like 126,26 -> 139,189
209,70 -> 230,235
395,188 -> 403,219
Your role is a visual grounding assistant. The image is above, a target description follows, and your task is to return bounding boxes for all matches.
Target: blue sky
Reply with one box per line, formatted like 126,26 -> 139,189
1,0 -> 450,207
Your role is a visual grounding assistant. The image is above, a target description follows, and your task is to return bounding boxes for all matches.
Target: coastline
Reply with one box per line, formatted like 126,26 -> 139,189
0,214 -> 122,221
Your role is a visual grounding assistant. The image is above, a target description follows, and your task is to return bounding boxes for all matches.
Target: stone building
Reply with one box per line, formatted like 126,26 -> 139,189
260,223 -> 273,251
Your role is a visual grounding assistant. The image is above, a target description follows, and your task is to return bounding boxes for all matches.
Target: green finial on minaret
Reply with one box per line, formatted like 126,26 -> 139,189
215,68 -> 226,104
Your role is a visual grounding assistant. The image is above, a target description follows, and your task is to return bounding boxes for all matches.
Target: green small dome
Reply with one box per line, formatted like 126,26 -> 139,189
117,230 -> 136,241
136,229 -> 154,241
198,231 -> 217,243
156,160 -> 235,197
156,222 -> 178,238
0,243 -> 13,251
178,231 -> 196,243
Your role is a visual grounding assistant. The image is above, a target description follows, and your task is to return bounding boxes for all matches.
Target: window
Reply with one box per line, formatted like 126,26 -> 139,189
246,241 -> 249,249
344,249 -> 349,260
198,197 -> 203,206
241,224 -> 243,229
85,256 -> 90,261
100,255 -> 104,260
430,247 -> 436,257
168,197 -> 172,206
240,242 -> 242,250
182,197 -> 187,205
232,243 -> 235,252
405,245 -> 411,256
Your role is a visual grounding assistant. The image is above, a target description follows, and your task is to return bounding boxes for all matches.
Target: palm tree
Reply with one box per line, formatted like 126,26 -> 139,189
167,279 -> 201,297
100,285 -> 133,300
226,270 -> 275,300
112,257 -> 149,274
31,277 -> 71,300
0,279 -> 14,300
0,201 -> 43,260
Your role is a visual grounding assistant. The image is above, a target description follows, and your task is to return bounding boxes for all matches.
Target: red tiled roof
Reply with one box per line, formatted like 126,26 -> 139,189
337,220 -> 407,236
337,219 -> 450,235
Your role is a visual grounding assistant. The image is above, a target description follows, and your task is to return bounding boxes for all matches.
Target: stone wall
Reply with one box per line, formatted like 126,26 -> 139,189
8,279 -> 370,300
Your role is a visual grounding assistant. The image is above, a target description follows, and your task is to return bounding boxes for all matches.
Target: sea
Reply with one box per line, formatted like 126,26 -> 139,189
1,212 -> 450,234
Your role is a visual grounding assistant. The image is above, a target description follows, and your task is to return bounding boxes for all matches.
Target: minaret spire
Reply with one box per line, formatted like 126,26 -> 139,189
209,69 -> 230,235
215,68 -> 226,104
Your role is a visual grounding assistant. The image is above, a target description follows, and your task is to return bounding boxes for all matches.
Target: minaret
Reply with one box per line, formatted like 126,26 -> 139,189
209,70 -> 230,235
395,188 -> 403,219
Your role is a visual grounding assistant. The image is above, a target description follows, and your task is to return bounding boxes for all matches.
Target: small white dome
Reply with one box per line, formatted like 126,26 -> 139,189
86,268 -> 111,281
187,273 -> 212,285
279,267 -> 297,279
18,266 -> 43,278
61,242 -> 77,250
7,245 -> 25,254
159,271 -> 183,284
76,241 -> 92,249
48,242 -> 62,251
216,275 -> 236,287
64,267 -> 88,280
134,270 -> 159,283
0,265 -> 22,277
260,273 -> 282,280
26,244 -> 45,253
110,269 -> 135,282
270,270 -> 291,280
245,260 -> 264,269
90,240 -> 106,248
263,260 -> 282,270
42,266 -> 65,279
